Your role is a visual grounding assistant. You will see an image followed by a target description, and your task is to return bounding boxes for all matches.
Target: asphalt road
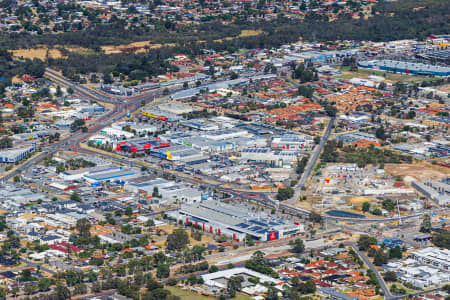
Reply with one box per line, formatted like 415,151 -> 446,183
286,115 -> 336,207
350,243 -> 394,299
4,70 -> 443,226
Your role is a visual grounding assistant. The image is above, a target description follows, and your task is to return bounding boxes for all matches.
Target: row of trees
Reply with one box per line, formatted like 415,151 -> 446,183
321,140 -> 412,168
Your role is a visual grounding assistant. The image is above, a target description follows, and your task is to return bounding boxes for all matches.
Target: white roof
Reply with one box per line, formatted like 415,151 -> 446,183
202,267 -> 283,289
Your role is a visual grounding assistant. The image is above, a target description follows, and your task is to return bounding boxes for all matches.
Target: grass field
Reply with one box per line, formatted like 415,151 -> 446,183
238,29 -> 263,37
337,67 -> 442,84
165,286 -> 251,300
215,29 -> 264,42
154,224 -> 214,247
11,48 -> 66,60
101,41 -> 176,54
65,46 -> 95,55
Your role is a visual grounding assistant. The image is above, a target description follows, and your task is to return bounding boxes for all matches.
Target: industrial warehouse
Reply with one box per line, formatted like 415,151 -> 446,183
168,200 -> 304,242
0,143 -> 36,163
358,59 -> 450,76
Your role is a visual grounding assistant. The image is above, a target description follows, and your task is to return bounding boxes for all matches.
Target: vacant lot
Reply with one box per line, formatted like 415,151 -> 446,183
101,41 -> 175,54
385,163 -> 450,181
238,29 -> 263,37
338,68 -> 439,84
11,48 -> 66,60
165,286 -> 251,300
64,46 -> 95,55
154,224 -> 214,247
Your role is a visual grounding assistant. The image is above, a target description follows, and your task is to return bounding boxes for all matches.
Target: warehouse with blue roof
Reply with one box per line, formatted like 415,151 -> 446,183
168,200 -> 304,242
358,60 -> 450,76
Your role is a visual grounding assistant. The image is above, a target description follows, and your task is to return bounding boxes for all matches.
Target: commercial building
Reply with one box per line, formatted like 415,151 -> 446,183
411,179 -> 449,206
202,128 -> 249,141
0,143 -> 36,163
99,127 -> 134,140
271,134 -> 310,150
61,165 -> 140,183
115,137 -> 170,153
125,178 -> 203,204
142,106 -> 183,122
241,148 -> 299,167
181,119 -> 219,131
428,141 -> 450,157
83,166 -> 139,183
149,144 -> 206,163
358,60 -> 450,76
168,200 -> 303,242
201,267 -> 284,294
157,103 -> 194,114
411,247 -> 450,271
335,132 -> 378,144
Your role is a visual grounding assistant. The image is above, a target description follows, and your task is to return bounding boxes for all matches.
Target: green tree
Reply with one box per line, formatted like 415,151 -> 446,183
389,246 -> 403,259
24,284 -> 38,295
55,284 -> 71,300
374,249 -> 388,266
371,208 -> 382,216
10,286 -> 18,298
291,239 -> 305,253
76,218 -> 91,239
166,229 -> 189,250
362,201 -> 371,212
383,271 -> 397,282
56,164 -> 65,173
382,199 -> 395,211
208,265 -> 219,273
265,287 -> 279,300
276,186 -> 294,200
19,269 -> 34,282
299,280 -> 316,294
227,275 -> 244,297
152,186 -> 159,197
125,206 -> 133,217
420,214 -> 431,233
375,126 -> 386,140
358,235 -> 378,251
156,263 -> 170,278
38,277 -> 52,291
432,230 -> 450,249
70,192 -> 82,202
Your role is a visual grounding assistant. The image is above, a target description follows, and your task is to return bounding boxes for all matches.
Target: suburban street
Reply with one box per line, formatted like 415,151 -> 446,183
287,115 -> 336,207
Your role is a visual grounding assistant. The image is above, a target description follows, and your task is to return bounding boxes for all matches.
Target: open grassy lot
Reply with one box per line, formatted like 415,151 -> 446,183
101,41 -> 176,54
337,67 -> 442,84
165,286 -> 251,300
238,29 -> 263,37
11,47 -> 66,60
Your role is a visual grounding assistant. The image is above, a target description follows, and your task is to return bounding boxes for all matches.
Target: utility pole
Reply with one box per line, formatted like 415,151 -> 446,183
396,198 -> 402,225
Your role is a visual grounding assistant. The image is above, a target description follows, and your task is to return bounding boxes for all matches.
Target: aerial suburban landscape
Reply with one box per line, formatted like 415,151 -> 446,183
0,0 -> 449,299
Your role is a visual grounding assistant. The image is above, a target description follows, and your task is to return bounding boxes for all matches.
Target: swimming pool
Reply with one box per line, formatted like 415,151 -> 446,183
326,210 -> 366,218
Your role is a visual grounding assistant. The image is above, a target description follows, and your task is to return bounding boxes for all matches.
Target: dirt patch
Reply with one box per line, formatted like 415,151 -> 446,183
437,84 -> 450,93
385,163 -> 450,181
214,30 -> 264,42
65,46 -> 95,55
11,48 -> 66,60
154,224 -> 214,247
101,41 -> 175,54
349,196 -> 371,205
238,29 -> 263,37
11,76 -> 22,84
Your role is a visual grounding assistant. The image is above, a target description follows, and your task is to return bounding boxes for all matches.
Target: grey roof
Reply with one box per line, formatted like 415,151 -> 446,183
320,287 -> 358,300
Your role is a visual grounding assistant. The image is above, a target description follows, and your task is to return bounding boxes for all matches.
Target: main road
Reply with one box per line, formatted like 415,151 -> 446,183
0,69 -> 165,182
350,243 -> 394,299
284,116 -> 336,208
